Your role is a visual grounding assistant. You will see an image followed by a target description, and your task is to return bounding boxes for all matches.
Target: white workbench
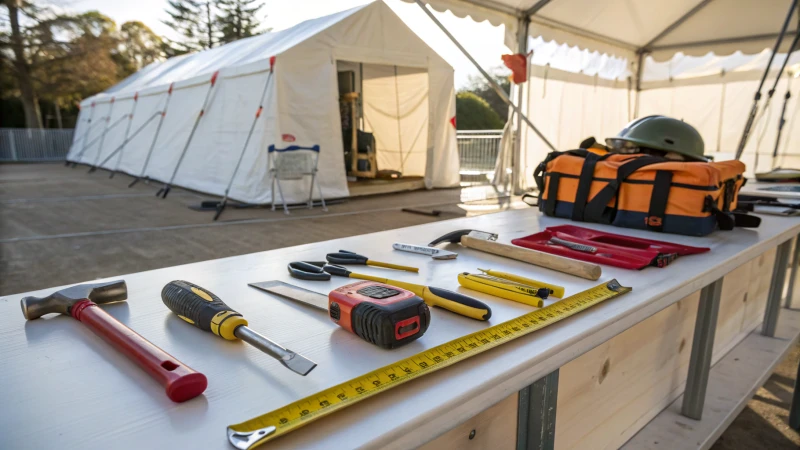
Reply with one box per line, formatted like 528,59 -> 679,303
2,208 -> 799,449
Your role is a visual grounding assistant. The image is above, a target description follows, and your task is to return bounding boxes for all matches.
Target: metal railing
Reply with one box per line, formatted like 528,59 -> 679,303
457,129 -> 502,184
0,128 -> 75,162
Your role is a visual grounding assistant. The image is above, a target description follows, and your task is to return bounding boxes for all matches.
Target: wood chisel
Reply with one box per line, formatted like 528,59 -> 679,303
249,280 -> 430,349
161,280 -> 317,376
321,264 -> 492,320
392,243 -> 458,260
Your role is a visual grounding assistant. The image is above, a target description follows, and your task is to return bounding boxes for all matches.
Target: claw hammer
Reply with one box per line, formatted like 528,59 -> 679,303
21,280 -> 207,402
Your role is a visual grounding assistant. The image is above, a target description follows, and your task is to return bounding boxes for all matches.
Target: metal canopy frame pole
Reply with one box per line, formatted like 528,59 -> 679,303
512,16 -> 531,195
517,369 -> 559,450
734,0 -> 798,161
414,0 -> 556,152
764,239 -> 793,337
681,277 -> 724,420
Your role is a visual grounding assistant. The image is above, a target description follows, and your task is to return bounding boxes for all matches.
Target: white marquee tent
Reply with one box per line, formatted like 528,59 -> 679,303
66,1 -> 459,204
404,0 -> 800,190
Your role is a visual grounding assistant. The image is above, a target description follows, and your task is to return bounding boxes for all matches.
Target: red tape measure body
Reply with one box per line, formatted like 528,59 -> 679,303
330,281 -> 430,349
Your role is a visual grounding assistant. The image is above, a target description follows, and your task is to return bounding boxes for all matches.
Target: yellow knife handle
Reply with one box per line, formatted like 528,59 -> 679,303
366,260 -> 420,273
348,273 -> 489,320
481,269 -> 565,298
421,286 -> 491,321
458,273 -> 544,308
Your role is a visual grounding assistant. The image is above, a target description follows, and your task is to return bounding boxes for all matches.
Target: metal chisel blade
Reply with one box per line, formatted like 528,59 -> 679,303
249,280 -> 330,311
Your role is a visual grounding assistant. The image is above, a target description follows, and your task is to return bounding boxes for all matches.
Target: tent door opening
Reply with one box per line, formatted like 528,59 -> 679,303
336,60 -> 429,187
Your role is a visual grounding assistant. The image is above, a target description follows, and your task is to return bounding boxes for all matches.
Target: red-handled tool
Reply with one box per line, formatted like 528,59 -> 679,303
21,280 -> 207,403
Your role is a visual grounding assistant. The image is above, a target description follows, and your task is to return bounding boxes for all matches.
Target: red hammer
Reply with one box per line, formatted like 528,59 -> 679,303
21,280 -> 207,402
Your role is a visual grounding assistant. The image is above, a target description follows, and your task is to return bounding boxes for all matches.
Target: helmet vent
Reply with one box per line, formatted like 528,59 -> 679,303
664,138 -> 675,145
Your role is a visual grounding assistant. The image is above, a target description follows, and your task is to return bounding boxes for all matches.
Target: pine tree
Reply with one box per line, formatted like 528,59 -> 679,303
163,0 -> 217,53
215,0 -> 263,44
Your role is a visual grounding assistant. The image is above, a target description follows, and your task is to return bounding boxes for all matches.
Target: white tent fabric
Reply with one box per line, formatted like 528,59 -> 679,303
405,0 -> 799,61
67,1 -> 459,204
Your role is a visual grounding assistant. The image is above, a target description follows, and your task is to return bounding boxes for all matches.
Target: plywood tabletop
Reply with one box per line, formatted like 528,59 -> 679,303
2,208 -> 800,449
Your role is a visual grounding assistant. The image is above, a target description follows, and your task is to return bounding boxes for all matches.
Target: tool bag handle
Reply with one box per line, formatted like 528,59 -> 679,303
535,150 -> 613,216
583,155 -> 667,224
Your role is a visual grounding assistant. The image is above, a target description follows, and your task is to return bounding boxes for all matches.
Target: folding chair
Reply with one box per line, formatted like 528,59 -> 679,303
268,144 -> 327,214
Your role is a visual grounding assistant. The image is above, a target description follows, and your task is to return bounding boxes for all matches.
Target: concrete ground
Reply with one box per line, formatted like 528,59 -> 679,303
1,162 -> 798,448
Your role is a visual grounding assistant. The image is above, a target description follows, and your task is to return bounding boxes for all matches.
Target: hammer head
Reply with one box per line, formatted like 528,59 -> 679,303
428,229 -> 498,247
21,280 -> 128,320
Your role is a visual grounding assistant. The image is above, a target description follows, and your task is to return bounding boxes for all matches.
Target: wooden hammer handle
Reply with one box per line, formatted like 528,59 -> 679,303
461,236 -> 602,281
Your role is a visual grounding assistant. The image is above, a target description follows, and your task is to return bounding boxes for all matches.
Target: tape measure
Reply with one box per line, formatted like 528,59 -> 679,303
227,279 -> 631,449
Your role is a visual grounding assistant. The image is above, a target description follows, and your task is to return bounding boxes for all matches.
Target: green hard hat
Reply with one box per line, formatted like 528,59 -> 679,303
605,115 -> 706,161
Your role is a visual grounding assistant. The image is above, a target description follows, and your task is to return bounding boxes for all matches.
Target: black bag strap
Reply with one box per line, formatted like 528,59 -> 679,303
733,212 -> 761,228
534,149 -> 610,191
584,156 -> 667,222
571,152 -> 600,221
522,192 -> 538,207
645,170 -> 673,231
543,173 -> 560,216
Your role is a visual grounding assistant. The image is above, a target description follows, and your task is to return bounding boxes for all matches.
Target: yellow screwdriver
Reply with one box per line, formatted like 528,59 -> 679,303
322,264 -> 491,320
161,280 -> 317,376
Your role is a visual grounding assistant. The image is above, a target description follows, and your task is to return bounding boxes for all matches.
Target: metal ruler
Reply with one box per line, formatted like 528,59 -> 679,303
227,279 -> 632,449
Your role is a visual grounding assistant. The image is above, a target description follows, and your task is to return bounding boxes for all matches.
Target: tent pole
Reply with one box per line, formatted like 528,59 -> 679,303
634,51 -> 644,119
89,97 -> 116,171
773,72 -> 795,167
109,93 -> 140,179
735,0 -> 798,160
512,15 -> 530,195
414,0 -> 556,152
213,68 -> 274,221
129,84 -> 174,188
95,111 -> 162,175
68,102 -> 96,167
157,71 -> 220,199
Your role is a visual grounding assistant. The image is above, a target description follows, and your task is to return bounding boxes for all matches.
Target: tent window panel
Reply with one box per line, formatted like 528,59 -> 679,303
362,63 -> 429,177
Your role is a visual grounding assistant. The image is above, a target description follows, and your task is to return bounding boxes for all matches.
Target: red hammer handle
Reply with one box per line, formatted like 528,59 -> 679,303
71,299 -> 207,402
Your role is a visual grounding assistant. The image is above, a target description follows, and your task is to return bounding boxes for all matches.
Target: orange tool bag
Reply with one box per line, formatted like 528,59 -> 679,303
533,150 -> 760,236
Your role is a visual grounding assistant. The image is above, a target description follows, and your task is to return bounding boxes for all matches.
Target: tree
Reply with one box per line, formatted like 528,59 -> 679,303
117,21 -> 164,76
456,92 -> 504,130
2,0 -> 43,127
33,12 -> 120,106
163,0 -> 217,53
215,0 -> 263,44
464,68 -> 511,123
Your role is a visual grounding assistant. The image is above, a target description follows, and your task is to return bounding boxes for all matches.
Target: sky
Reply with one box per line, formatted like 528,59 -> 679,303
63,0 -> 511,88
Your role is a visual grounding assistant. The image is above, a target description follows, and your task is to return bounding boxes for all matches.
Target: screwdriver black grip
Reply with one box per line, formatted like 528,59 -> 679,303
161,280 -> 248,340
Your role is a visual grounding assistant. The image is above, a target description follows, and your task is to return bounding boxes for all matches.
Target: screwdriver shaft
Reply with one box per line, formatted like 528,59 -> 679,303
234,326 -> 317,376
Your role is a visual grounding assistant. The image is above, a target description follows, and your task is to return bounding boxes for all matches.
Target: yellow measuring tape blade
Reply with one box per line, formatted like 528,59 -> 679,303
227,279 -> 631,449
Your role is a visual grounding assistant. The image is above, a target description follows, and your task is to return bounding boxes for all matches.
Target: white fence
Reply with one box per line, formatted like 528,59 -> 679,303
0,128 -> 75,162
456,129 -> 502,183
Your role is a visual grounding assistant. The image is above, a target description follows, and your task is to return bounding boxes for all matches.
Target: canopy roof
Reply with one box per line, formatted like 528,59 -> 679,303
406,0 -> 799,61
